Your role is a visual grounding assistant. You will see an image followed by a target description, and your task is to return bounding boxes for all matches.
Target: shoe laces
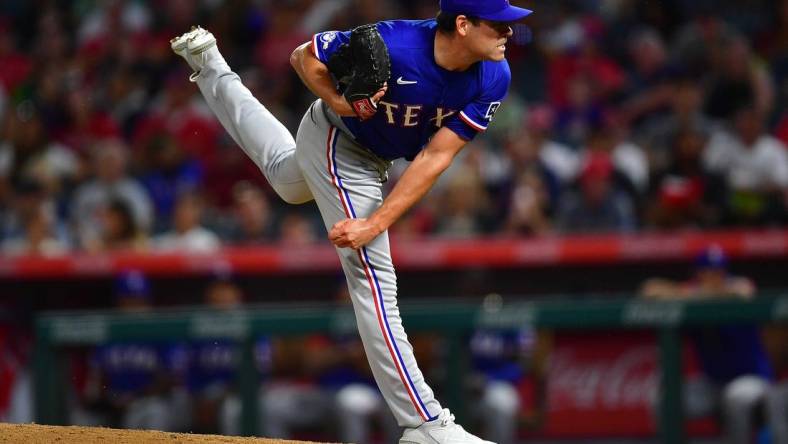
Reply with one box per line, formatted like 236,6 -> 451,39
186,36 -> 208,82
439,409 -> 456,427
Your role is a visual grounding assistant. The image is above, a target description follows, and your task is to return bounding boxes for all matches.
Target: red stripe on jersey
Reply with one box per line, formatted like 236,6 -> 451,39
459,111 -> 487,131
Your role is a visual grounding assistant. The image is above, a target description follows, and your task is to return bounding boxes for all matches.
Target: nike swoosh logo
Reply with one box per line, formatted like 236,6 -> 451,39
396,76 -> 417,85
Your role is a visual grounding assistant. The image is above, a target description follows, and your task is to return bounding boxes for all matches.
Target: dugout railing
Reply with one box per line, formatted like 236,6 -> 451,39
34,293 -> 788,443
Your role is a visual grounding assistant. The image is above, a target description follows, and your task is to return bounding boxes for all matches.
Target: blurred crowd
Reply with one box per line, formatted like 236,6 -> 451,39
0,0 -> 787,255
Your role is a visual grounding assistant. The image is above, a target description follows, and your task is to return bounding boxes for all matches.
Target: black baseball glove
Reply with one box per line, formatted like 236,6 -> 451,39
326,24 -> 391,120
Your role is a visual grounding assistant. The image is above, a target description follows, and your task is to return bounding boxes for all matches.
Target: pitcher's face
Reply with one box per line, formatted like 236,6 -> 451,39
467,19 -> 514,61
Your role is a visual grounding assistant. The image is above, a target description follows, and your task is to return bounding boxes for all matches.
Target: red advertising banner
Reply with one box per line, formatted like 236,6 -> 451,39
0,229 -> 784,278
524,330 -> 717,439
539,331 -> 658,437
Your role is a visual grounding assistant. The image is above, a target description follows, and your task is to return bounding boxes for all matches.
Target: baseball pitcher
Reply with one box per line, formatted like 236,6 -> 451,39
171,1 -> 532,442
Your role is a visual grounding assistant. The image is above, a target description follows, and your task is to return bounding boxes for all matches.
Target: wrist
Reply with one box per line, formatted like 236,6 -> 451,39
367,215 -> 388,235
329,93 -> 354,116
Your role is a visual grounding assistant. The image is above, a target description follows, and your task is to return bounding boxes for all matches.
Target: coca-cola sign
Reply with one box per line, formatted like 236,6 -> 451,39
524,330 -> 718,439
535,331 -> 658,437
548,345 -> 657,410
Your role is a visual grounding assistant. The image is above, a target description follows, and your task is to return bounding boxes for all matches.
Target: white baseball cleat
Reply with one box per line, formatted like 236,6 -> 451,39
170,26 -> 207,70
170,26 -> 219,82
400,409 -> 496,444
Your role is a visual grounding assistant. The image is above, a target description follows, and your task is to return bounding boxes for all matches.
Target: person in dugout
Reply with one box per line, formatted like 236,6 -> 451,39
468,322 -> 548,444
259,283 -> 400,442
185,274 -> 273,435
71,270 -> 190,431
641,245 -> 780,444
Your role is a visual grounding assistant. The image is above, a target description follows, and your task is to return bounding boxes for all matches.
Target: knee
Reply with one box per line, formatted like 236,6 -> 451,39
723,376 -> 769,409
261,386 -> 292,416
482,381 -> 520,416
221,395 -> 241,418
275,185 -> 313,205
147,398 -> 171,418
336,384 -> 382,416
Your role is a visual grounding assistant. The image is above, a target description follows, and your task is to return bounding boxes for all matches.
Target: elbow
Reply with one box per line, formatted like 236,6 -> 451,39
290,42 -> 309,71
435,156 -> 453,176
290,41 -> 314,72
417,150 -> 456,179
289,47 -> 301,71
425,154 -> 454,181
434,149 -> 460,173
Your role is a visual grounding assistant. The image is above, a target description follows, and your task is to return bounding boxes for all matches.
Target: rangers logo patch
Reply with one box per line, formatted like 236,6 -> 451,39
485,102 -> 501,121
320,31 -> 337,50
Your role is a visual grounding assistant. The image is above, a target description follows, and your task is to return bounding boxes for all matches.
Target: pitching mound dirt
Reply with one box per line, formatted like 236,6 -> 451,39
0,423 -> 333,444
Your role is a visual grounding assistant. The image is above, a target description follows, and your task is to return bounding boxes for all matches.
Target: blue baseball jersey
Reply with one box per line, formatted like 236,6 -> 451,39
312,19 -> 510,160
187,340 -> 236,393
91,342 -> 188,394
470,329 -> 535,383
187,338 -> 272,393
314,334 -> 375,389
689,325 -> 774,384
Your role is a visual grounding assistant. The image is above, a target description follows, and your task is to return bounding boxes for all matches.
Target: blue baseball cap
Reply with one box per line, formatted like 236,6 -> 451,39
695,245 -> 728,270
439,0 -> 533,22
114,270 -> 151,298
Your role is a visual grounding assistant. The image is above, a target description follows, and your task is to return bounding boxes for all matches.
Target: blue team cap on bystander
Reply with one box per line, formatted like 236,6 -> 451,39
114,269 -> 151,298
439,0 -> 533,22
695,245 -> 728,270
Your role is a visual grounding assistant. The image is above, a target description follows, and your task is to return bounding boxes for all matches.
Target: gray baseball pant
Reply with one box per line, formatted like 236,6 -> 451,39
193,57 -> 442,428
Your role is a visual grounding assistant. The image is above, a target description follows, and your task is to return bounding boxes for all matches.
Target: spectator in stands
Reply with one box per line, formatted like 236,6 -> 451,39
640,245 -> 779,444
704,34 -> 775,122
0,1 -> 787,246
546,15 -> 626,119
253,2 -> 310,85
554,74 -> 609,149
520,105 -> 579,186
672,15 -> 737,82
636,75 -> 715,172
103,67 -> 148,136
1,179 -> 68,255
278,210 -> 319,246
770,0 -> 788,145
136,132 -> 204,232
434,163 -> 491,238
619,27 -> 674,129
0,100 -> 78,199
59,86 -> 121,153
201,131 -> 272,210
387,203 -> 436,241
217,181 -> 276,245
153,192 -> 220,252
556,151 -> 637,233
134,66 -> 221,168
645,126 -> 727,229
71,139 -> 153,249
73,270 -> 189,432
502,168 -> 553,236
88,198 -> 148,252
703,106 -> 788,225
1,197 -> 66,256
497,106 -> 570,235
0,20 -> 32,96
595,113 -> 650,197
